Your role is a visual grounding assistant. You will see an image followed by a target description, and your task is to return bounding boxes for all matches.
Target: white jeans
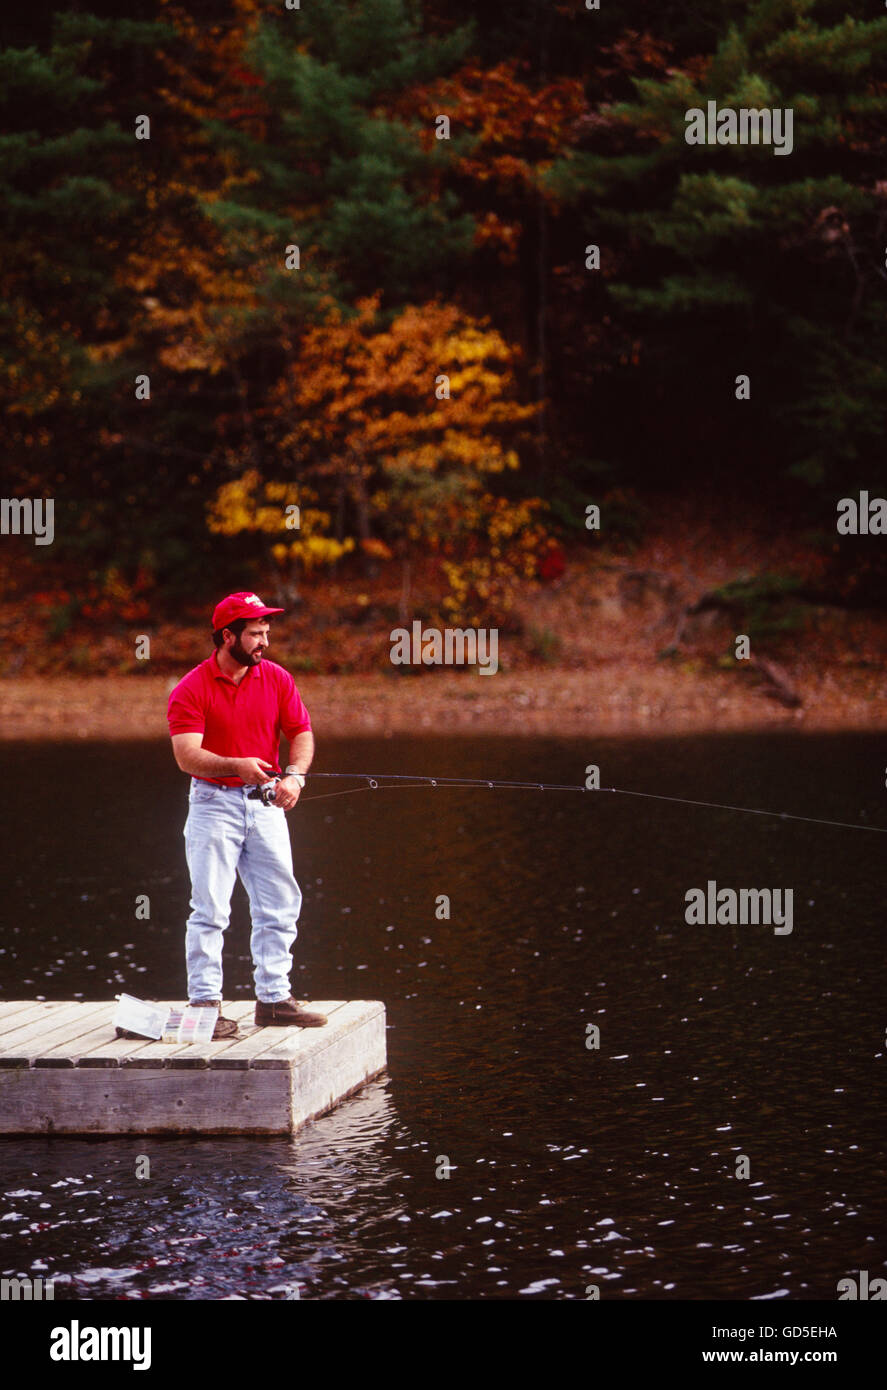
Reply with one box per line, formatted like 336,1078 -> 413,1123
183,779 -> 302,1004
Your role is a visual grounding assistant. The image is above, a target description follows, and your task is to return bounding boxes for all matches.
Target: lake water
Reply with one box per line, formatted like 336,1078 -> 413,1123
1,733 -> 885,1300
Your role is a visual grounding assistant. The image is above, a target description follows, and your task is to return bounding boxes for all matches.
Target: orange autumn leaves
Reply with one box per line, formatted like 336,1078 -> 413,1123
209,296 -> 553,623
152,14 -> 573,621
271,295 -> 536,474
390,59 -> 586,262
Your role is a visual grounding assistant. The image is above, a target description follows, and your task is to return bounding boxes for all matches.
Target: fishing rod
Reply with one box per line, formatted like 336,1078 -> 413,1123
267,771 -> 887,836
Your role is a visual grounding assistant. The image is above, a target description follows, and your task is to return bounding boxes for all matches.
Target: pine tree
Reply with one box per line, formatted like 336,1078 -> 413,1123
546,0 -> 887,503
163,0 -> 477,317
0,11 -> 224,597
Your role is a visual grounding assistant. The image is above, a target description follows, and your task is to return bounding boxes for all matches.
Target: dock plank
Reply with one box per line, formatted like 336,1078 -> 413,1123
206,1001 -> 347,1070
0,1001 -> 80,1042
253,1002 -> 359,1069
0,1002 -> 115,1065
0,1001 -> 54,1025
36,1012 -> 133,1068
29,1004 -> 123,1067
79,1036 -> 188,1068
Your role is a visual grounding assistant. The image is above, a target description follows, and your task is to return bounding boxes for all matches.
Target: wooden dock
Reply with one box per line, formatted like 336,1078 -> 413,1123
0,1000 -> 386,1135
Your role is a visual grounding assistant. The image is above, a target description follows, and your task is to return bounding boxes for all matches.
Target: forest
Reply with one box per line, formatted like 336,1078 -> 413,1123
2,0 -> 886,678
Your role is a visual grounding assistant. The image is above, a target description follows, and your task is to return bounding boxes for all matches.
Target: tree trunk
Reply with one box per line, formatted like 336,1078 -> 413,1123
399,557 -> 411,625
350,451 -> 376,577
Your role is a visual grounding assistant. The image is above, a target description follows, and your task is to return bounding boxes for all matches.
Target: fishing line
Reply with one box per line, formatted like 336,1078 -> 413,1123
297,772 -> 887,835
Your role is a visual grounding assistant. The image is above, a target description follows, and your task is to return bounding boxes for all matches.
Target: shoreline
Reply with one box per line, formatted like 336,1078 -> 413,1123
1,667 -> 885,740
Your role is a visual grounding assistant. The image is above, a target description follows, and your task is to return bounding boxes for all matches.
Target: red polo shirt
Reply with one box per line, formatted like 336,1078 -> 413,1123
167,652 -> 312,786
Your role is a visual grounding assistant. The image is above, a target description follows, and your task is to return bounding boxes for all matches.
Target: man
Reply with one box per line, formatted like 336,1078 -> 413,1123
166,591 -> 327,1039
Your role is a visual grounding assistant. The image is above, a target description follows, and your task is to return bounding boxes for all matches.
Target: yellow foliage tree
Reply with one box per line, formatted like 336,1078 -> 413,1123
206,468 -> 355,601
245,294 -> 549,621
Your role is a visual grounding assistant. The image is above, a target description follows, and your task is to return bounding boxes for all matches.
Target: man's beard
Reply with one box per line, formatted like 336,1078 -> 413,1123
231,639 -> 263,667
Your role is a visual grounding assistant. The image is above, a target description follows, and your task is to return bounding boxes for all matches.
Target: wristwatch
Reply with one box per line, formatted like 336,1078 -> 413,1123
284,768 -> 306,788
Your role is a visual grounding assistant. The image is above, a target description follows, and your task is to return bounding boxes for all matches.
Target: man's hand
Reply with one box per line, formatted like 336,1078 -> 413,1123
234,756 -> 278,785
272,775 -> 303,811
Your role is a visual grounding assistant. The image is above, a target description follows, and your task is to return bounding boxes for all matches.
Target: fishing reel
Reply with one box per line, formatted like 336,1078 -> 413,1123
247,777 -> 281,806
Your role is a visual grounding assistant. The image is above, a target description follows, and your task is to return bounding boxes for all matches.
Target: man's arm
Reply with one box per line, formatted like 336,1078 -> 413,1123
171,732 -> 275,785
274,730 -> 315,810
284,730 -> 315,776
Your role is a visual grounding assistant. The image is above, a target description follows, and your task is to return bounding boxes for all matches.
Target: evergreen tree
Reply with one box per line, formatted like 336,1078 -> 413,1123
546,0 -> 887,503
169,0 -> 478,316
0,12 -> 223,596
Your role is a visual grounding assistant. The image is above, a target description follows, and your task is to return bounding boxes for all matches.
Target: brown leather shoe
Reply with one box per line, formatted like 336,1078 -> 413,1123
255,996 -> 328,1027
189,1000 -> 239,1040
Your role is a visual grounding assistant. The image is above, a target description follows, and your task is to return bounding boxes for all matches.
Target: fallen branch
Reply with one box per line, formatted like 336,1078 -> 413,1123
748,655 -> 803,708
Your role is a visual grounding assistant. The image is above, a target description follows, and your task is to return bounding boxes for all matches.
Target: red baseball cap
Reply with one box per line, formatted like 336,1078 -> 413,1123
211,591 -> 285,630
